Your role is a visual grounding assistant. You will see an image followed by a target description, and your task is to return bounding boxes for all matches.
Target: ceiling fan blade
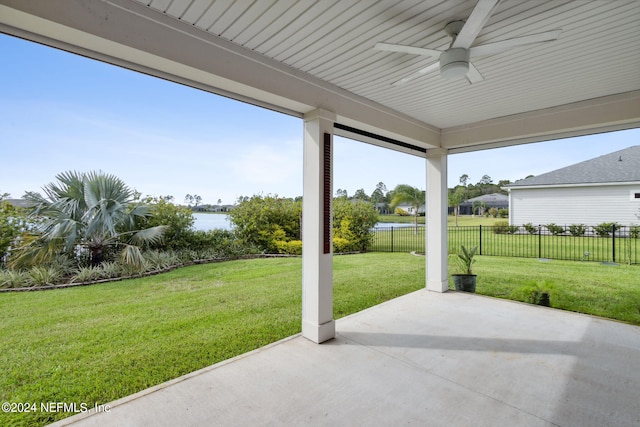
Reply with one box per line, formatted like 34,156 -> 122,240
453,0 -> 502,49
374,43 -> 442,58
466,62 -> 484,84
391,62 -> 440,86
469,29 -> 562,57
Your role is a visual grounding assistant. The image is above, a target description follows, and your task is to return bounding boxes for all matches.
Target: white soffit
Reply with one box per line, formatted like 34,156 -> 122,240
0,0 -> 639,151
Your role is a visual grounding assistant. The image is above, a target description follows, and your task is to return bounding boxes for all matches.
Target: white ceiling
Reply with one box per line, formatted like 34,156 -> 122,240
1,0 -> 639,154
139,0 -> 640,128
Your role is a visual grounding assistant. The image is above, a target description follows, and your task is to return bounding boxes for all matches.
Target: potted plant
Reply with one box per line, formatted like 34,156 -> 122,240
452,245 -> 477,292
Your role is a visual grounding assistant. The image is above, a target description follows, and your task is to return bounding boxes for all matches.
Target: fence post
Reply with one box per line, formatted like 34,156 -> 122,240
612,223 -> 616,263
479,225 -> 482,255
538,225 -> 542,259
391,226 -> 394,253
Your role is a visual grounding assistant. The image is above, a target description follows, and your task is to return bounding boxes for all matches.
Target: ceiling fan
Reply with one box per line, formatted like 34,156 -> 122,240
374,0 -> 562,85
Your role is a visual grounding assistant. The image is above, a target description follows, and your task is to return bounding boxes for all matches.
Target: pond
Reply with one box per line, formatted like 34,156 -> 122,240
193,213 -> 233,231
193,213 -> 420,232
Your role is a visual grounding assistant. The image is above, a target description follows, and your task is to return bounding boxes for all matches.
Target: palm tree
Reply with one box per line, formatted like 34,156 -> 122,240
12,171 -> 166,269
390,184 -> 425,232
448,186 -> 467,227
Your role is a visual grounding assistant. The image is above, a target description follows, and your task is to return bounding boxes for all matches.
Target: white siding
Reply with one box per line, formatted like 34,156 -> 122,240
509,184 -> 640,226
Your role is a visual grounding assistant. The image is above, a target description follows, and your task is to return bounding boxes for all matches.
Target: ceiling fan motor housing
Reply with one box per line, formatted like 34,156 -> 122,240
440,48 -> 470,79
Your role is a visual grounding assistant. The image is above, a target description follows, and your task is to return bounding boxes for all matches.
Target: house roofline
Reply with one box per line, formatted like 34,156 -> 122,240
503,181 -> 640,191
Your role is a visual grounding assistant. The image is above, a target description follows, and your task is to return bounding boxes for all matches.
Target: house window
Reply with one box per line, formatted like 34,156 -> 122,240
631,191 -> 640,201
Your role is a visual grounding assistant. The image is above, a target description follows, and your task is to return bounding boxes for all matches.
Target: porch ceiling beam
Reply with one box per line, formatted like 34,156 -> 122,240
0,0 -> 439,151
442,91 -> 640,154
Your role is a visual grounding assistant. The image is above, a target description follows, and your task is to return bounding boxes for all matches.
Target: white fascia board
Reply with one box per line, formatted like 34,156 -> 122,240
441,91 -> 640,154
508,181 -> 640,190
0,0 -> 439,149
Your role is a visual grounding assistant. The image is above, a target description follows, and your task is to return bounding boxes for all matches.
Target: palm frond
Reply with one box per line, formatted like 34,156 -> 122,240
8,235 -> 62,270
128,225 -> 167,246
119,244 -> 146,270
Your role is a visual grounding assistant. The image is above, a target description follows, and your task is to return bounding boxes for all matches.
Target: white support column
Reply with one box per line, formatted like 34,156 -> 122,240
302,109 -> 336,343
426,148 -> 449,292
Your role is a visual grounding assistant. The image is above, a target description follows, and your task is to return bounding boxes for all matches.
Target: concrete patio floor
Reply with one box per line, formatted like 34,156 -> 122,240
52,290 -> 640,427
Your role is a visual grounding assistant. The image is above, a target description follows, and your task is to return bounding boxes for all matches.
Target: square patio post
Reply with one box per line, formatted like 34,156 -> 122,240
302,109 -> 336,343
426,148 -> 449,292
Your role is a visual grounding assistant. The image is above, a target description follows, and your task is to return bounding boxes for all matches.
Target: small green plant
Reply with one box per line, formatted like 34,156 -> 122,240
523,223 -> 538,235
594,222 -> 618,237
27,266 -> 62,286
569,224 -> 587,236
144,250 -> 181,271
630,225 -> 640,239
455,245 -> 477,275
99,262 -> 124,279
0,269 -> 30,288
73,266 -> 103,283
545,223 -> 565,236
493,220 -> 518,234
510,281 -> 553,306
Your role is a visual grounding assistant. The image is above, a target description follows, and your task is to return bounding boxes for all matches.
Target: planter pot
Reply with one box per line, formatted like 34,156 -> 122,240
452,274 -> 477,293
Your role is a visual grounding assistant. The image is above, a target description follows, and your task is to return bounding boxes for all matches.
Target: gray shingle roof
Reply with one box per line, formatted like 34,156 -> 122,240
4,199 -> 33,208
461,193 -> 508,205
507,145 -> 640,187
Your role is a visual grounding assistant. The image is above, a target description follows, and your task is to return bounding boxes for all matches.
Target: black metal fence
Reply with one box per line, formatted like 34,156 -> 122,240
368,224 -> 640,264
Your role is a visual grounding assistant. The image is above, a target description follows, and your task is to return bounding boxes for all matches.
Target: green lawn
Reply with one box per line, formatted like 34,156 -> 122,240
378,214 -> 503,226
0,253 -> 424,427
371,223 -> 640,264
466,255 -> 640,325
1,253 -> 638,426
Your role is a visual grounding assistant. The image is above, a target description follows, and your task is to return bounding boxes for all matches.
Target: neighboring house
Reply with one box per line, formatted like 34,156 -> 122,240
4,199 -> 32,208
505,146 -> 640,226
374,203 -> 392,215
458,193 -> 508,215
394,203 -> 425,215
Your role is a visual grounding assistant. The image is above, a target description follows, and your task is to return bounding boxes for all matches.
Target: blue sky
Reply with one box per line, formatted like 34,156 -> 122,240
1,34 -> 638,205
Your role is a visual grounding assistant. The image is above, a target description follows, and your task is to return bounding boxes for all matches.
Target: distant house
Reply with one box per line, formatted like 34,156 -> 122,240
458,193 -> 508,215
394,203 -> 425,216
4,199 -> 32,209
374,203 -> 392,215
505,146 -> 640,225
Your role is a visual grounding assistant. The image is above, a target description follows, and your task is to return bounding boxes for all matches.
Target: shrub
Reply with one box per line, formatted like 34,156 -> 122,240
568,224 -> 587,236
630,226 -> 640,239
275,240 -> 302,255
73,266 -> 103,283
545,223 -> 565,236
0,269 -> 29,288
137,197 -> 195,250
488,207 -> 498,218
523,223 -> 538,235
99,262 -> 123,279
27,266 -> 62,286
333,237 -> 354,253
593,222 -> 618,237
493,221 -> 518,234
394,207 -> 409,216
497,208 -> 509,218
0,199 -> 29,263
144,250 -> 181,271
333,199 -> 378,252
229,195 -> 301,252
